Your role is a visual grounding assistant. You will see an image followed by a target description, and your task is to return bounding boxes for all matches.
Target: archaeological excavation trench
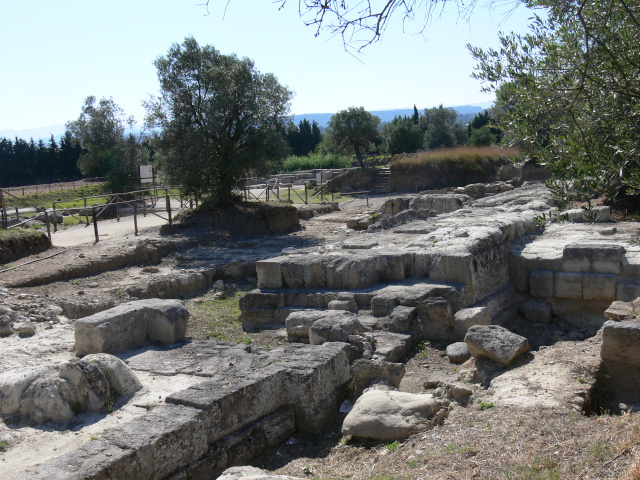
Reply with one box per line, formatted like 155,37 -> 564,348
2,179 -> 640,479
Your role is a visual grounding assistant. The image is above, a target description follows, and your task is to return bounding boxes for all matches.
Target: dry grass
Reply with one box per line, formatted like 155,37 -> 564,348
392,146 -> 520,169
390,147 -> 520,191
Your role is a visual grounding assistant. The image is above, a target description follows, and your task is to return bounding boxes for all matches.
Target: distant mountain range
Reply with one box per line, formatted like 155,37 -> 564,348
0,103 -> 493,142
293,103 -> 493,128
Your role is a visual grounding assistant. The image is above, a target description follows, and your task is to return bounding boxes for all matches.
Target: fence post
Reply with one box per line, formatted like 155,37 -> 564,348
52,202 -> 58,232
304,184 -> 308,204
288,185 -> 291,202
84,198 -> 89,226
0,189 -> 7,229
133,202 -> 138,236
116,194 -> 120,222
92,207 -> 99,243
44,212 -> 51,241
190,197 -> 193,210
166,189 -> 172,224
15,207 -> 19,223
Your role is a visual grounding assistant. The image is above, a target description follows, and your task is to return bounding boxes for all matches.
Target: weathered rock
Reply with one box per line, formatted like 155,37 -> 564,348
373,332 -> 412,362
285,310 -> 328,341
605,301 -> 633,321
58,359 -> 111,413
13,322 -> 36,338
75,299 -> 189,356
308,313 -> 362,345
519,299 -> 552,324
446,342 -> 471,364
341,389 -> 449,441
601,320 -> 640,366
378,306 -> 416,333
453,307 -> 491,336
0,323 -> 13,337
350,359 -> 405,394
464,325 -> 530,367
218,466 -> 304,479
82,353 -> 142,396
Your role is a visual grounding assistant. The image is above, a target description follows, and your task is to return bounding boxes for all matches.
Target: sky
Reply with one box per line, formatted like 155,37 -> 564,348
0,0 -> 538,134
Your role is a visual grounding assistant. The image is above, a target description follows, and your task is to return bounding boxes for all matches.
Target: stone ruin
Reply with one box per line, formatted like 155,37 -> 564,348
2,179 -> 640,479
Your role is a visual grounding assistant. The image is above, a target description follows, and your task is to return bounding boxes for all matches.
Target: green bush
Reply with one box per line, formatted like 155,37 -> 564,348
276,153 -> 354,173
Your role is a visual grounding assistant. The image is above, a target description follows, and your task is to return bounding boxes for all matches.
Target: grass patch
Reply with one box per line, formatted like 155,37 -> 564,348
3,184 -> 107,210
185,285 -> 254,343
277,153 -> 355,173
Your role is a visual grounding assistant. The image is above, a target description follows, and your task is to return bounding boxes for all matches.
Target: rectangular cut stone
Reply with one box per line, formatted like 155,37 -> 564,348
601,320 -> 640,366
582,273 -> 617,301
554,272 -> 583,299
562,244 -> 623,274
256,257 -> 285,289
621,253 -> 640,275
617,282 -> 640,302
605,301 -> 633,320
529,270 -> 554,298
74,299 -> 188,356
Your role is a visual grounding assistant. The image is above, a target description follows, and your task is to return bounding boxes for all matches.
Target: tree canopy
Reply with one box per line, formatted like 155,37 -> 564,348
66,96 -> 147,191
323,107 -> 380,167
145,36 -> 292,206
469,0 -> 640,204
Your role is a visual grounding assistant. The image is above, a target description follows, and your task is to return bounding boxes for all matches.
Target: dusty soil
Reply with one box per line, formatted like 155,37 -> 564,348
0,230 -> 51,265
2,193 -> 640,479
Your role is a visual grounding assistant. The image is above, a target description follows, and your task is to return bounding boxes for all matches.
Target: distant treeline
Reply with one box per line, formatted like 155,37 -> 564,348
0,133 -> 82,188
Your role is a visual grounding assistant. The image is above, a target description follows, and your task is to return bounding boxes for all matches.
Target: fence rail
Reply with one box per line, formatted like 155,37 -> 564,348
0,186 -> 194,243
2,178 -> 106,197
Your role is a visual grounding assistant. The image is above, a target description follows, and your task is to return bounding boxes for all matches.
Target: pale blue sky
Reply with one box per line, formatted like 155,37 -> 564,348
0,0 -> 537,132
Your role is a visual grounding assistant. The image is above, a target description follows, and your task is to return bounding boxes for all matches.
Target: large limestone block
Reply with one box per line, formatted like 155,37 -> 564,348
453,307 -> 491,336
601,320 -> 640,366
341,389 -> 449,441
562,243 -> 623,274
350,359 -> 405,394
308,313 -> 363,345
582,273 -> 617,301
415,297 -> 453,340
75,299 -> 189,356
519,299 -> 552,324
256,257 -> 285,289
446,342 -> 471,364
464,325 -> 530,367
82,353 -> 142,396
554,272 -> 583,299
530,270 -> 554,298
285,310 -> 329,340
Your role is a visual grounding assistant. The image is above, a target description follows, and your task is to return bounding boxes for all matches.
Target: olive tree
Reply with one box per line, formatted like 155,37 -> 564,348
469,0 -> 640,205
145,37 -> 292,206
66,96 -> 147,191
323,107 -> 380,167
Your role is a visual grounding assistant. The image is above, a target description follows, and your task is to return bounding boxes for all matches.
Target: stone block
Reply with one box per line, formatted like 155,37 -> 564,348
582,273 -> 617,301
621,253 -> 640,275
256,258 -> 285,289
510,266 -> 529,293
605,301 -> 632,321
554,272 -> 583,299
601,320 -> 640,367
373,332 -> 412,362
414,297 -> 453,341
529,270 -> 554,298
308,313 -> 362,345
75,299 -> 189,356
464,325 -> 530,367
285,310 -> 327,340
453,307 -> 491,336
617,281 -> 640,302
519,299 -> 552,324
562,243 -> 623,274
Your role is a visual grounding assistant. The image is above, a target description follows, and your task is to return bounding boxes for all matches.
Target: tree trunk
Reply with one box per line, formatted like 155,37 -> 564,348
353,144 -> 365,168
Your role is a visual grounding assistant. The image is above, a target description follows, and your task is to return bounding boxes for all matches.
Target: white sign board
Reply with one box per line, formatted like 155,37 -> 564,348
315,172 -> 322,185
139,165 -> 154,184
